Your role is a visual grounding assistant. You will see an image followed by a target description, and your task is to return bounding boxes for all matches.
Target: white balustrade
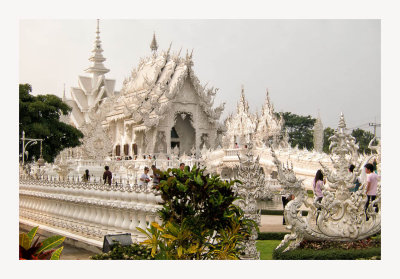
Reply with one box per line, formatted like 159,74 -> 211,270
19,176 -> 163,246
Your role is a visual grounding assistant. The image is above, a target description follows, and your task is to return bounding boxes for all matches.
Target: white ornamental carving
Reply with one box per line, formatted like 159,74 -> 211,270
272,113 -> 381,253
233,142 -> 270,260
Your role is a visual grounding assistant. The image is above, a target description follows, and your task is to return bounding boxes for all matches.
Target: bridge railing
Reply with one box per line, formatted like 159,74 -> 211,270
19,176 -> 163,247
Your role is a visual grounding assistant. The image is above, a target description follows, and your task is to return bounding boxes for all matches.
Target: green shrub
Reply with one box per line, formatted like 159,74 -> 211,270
138,165 -> 257,260
91,243 -> 153,260
273,238 -> 381,260
257,232 -> 289,240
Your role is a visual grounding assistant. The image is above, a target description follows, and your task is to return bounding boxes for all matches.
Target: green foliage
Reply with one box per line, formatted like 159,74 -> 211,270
351,128 -> 374,154
256,240 -> 282,260
19,226 -> 65,260
137,166 -> 257,260
323,127 -> 335,153
19,83 -> 84,163
257,232 -> 289,240
279,112 -> 316,150
273,238 -> 381,260
90,243 -> 153,260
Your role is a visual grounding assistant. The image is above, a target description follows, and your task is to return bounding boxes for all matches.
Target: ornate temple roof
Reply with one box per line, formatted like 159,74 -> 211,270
105,37 -> 225,127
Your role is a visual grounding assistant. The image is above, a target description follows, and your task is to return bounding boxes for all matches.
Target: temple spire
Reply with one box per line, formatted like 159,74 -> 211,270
85,19 -> 109,76
150,32 -> 158,54
62,83 -> 66,101
313,109 -> 324,152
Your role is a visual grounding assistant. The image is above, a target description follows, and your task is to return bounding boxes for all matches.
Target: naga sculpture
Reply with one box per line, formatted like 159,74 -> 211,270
273,113 -> 381,252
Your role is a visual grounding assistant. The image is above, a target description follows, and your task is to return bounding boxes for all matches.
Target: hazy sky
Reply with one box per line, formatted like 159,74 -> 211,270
19,19 -> 380,134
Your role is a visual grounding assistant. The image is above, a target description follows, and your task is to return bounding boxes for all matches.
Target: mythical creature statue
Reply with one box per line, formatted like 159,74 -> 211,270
273,113 -> 381,252
233,142 -> 271,259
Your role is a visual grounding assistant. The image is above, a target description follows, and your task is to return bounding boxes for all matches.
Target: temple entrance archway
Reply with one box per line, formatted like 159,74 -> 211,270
171,113 -> 195,155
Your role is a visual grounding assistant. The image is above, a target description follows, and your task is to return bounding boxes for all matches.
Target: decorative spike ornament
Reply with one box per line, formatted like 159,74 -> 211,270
150,32 -> 158,54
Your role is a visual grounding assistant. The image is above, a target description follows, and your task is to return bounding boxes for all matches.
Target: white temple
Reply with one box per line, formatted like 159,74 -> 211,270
19,21 -> 380,250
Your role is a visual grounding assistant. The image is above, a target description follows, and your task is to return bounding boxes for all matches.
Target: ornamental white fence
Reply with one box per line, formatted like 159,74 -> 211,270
19,176 -> 162,248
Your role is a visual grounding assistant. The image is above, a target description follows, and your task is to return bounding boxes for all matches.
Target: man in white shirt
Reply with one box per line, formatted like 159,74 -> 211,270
139,167 -> 151,187
365,163 -> 379,221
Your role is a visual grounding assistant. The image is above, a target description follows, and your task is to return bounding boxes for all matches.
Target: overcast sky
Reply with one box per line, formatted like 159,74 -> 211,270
19,19 -> 380,134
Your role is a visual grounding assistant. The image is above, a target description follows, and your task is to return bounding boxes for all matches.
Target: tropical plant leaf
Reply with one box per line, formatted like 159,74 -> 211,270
151,222 -> 164,232
36,235 -> 65,254
37,249 -> 54,260
27,226 -> 39,242
136,227 -> 151,239
50,246 -> 64,260
19,233 -> 31,250
177,246 -> 183,258
161,234 -> 177,241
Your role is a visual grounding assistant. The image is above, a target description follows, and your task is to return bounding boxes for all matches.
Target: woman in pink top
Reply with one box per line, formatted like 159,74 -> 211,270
365,163 -> 379,221
313,169 -> 326,203
313,169 -> 326,224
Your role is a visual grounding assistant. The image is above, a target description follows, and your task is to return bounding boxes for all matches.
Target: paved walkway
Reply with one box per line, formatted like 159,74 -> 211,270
260,215 -> 290,233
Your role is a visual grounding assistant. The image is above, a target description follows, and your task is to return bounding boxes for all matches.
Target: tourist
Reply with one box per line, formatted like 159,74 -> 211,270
139,167 -> 151,187
150,165 -> 161,188
103,166 -> 112,186
81,169 -> 90,182
234,142 -> 239,148
365,163 -> 379,220
348,164 -> 361,192
312,169 -> 325,203
179,163 -> 185,171
313,169 -> 325,223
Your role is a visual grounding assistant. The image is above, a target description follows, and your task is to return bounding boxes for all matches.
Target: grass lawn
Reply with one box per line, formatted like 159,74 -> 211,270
257,240 -> 281,260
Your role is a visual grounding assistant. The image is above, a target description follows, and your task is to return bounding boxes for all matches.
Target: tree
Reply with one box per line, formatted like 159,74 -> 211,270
19,84 -> 83,163
351,128 -> 374,154
323,127 -> 335,153
279,112 -> 316,150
